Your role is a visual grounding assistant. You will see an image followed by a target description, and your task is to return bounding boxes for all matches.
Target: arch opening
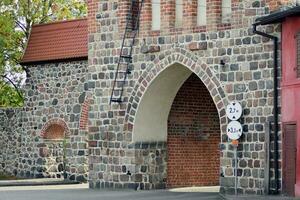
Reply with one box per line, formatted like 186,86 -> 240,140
44,124 -> 65,140
133,63 -> 193,142
41,118 -> 70,140
167,73 -> 220,188
38,118 -> 70,179
132,63 -> 221,189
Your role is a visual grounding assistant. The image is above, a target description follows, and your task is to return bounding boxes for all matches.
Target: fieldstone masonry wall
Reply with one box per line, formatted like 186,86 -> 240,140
0,0 -> 288,196
0,109 -> 22,176
87,0 -> 282,196
0,60 -> 89,182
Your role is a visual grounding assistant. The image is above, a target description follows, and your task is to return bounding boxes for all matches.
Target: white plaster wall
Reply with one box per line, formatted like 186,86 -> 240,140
133,63 -> 192,142
175,0 -> 183,27
197,0 -> 207,26
152,0 -> 161,30
222,0 -> 231,23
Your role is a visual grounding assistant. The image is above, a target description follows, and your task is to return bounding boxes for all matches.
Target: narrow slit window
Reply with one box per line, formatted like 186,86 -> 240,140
175,0 -> 183,27
222,0 -> 231,23
152,0 -> 160,30
197,0 -> 206,26
297,33 -> 300,78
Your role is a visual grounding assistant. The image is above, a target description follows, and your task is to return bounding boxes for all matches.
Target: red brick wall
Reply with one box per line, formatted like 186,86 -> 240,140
79,97 -> 90,130
141,0 -> 241,35
87,0 -> 245,37
87,0 -> 287,37
266,0 -> 292,11
87,0 -> 97,33
167,74 -> 220,188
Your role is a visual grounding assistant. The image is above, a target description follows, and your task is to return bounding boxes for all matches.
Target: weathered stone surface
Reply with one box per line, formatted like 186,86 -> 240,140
39,148 -> 49,157
0,0 -> 282,196
0,60 -> 88,182
188,42 -> 208,51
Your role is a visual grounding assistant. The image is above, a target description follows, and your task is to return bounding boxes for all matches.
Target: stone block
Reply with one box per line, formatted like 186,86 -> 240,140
120,174 -> 129,182
188,42 -> 208,51
39,147 -> 49,157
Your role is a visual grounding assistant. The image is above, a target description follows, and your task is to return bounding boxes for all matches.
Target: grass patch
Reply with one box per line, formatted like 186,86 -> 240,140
0,173 -> 19,180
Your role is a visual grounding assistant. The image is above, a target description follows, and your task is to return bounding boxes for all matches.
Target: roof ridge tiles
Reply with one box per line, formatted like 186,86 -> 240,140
32,18 -> 87,27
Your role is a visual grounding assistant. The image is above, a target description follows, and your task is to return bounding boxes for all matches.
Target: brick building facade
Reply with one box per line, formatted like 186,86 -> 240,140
1,0 -> 299,197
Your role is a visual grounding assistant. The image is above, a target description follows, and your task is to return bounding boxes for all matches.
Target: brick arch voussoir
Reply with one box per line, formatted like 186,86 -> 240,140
124,48 -> 228,133
40,118 -> 71,138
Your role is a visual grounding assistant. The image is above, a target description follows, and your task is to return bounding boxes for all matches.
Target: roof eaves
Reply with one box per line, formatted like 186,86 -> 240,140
20,18 -> 88,65
20,56 -> 88,66
254,6 -> 300,26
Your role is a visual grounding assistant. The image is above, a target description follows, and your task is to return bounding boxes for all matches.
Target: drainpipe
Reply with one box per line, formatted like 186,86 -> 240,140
252,24 -> 279,195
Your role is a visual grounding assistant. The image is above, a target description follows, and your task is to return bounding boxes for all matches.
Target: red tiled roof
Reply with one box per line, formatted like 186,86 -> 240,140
20,18 -> 88,65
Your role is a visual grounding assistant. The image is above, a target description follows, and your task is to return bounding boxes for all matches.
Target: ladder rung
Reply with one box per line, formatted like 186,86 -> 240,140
119,60 -> 132,64
119,63 -> 130,66
112,89 -> 123,94
114,80 -> 125,87
125,26 -> 137,31
117,70 -> 131,74
113,88 -> 123,91
123,45 -> 133,48
120,52 -> 131,56
120,55 -> 132,59
111,98 -> 122,103
125,34 -> 136,39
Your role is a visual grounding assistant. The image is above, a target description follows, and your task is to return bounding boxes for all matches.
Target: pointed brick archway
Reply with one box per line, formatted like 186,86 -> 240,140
123,48 -> 228,189
124,47 -> 228,137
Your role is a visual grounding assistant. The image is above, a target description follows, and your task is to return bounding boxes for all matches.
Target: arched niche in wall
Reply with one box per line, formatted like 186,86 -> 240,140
40,118 -> 70,140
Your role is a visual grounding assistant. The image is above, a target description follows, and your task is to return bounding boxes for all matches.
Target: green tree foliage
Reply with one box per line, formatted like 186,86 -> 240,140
0,0 -> 87,107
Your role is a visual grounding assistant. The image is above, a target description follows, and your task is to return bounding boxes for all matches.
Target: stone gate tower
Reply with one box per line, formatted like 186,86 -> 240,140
87,0 -> 289,195
1,0 -> 299,196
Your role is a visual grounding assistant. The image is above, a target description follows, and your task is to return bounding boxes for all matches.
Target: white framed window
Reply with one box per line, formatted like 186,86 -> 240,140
197,0 -> 206,26
222,0 -> 231,23
175,0 -> 183,27
152,0 -> 161,30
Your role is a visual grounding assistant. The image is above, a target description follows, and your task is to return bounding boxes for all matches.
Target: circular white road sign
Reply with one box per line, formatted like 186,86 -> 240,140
227,121 -> 243,140
226,101 -> 242,121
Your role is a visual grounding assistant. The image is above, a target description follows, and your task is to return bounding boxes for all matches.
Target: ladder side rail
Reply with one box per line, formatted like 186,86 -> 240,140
110,17 -> 132,104
110,0 -> 145,104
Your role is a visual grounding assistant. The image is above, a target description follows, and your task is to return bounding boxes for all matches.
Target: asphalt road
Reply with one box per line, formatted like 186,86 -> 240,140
0,184 -> 221,200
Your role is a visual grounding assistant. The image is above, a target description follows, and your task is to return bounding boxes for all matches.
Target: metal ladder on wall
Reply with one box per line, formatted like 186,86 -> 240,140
110,0 -> 144,104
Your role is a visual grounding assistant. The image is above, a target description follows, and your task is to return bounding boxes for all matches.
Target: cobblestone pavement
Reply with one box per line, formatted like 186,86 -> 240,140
0,184 -> 220,200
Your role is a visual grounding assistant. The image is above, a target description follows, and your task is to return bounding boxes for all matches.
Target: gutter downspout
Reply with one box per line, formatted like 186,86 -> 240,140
253,24 -> 279,195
